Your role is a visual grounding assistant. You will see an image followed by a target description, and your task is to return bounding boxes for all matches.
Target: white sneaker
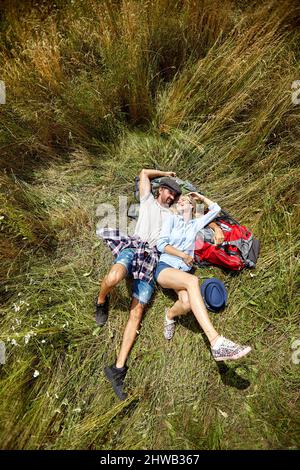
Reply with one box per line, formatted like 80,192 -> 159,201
164,308 -> 176,340
211,336 -> 251,361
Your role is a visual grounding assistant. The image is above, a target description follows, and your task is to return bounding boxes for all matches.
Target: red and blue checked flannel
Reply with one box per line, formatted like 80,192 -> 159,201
97,228 -> 159,283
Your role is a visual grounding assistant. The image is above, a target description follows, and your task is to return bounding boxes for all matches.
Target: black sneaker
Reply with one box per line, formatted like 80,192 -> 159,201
104,364 -> 128,400
95,295 -> 109,326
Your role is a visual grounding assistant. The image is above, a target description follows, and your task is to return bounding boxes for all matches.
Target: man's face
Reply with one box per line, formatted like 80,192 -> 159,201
158,187 -> 177,206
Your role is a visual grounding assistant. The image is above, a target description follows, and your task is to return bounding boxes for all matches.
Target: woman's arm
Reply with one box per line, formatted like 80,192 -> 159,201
188,191 -> 215,207
190,193 -> 223,244
164,245 -> 194,267
194,202 -> 221,232
156,214 -> 174,253
156,215 -> 194,266
188,192 -> 221,232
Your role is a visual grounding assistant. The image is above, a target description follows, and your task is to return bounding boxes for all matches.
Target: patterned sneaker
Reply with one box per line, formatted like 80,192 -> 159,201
164,308 -> 176,340
211,336 -> 251,361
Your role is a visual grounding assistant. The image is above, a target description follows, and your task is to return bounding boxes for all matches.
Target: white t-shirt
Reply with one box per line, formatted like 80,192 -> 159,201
133,192 -> 171,247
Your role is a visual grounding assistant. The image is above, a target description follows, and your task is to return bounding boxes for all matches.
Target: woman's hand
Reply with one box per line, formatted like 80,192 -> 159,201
187,191 -> 204,202
187,191 -> 214,208
182,253 -> 194,267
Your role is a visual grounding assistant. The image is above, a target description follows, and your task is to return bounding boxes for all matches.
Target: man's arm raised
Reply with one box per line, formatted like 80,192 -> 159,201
139,169 -> 176,199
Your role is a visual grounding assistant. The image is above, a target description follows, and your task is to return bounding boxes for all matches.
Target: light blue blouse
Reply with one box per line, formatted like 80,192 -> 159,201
156,203 -> 221,271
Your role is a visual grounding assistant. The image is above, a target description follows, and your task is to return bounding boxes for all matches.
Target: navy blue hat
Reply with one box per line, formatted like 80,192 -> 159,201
200,278 -> 227,312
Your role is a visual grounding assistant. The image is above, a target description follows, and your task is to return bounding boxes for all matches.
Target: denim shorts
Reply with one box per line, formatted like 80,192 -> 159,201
114,248 -> 155,305
154,261 -> 174,281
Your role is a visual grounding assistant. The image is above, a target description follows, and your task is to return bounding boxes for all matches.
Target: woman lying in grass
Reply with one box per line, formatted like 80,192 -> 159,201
154,192 -> 251,361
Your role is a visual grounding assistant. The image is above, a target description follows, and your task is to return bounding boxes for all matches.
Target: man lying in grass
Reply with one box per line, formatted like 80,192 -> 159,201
96,169 -> 225,400
155,192 -> 252,361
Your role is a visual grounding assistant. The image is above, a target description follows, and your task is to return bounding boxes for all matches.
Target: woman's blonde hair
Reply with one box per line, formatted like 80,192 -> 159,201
170,194 -> 197,217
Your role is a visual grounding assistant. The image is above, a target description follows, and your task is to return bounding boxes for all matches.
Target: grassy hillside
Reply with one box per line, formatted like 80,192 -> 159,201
0,0 -> 299,449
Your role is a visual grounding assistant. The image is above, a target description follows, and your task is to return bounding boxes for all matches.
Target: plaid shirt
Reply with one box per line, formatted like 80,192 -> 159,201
97,228 -> 159,283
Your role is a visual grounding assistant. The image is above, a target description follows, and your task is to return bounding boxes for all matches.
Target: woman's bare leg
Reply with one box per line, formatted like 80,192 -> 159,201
157,268 -> 219,345
167,289 -> 191,319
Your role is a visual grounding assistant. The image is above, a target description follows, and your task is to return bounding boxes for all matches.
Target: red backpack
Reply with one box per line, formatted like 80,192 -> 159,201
194,213 -> 260,271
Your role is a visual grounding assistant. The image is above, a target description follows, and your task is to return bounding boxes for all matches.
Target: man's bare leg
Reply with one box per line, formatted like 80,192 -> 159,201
103,297 -> 146,400
97,263 -> 127,304
115,297 -> 145,368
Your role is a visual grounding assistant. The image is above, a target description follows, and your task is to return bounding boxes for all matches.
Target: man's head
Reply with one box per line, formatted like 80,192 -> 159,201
157,177 -> 182,207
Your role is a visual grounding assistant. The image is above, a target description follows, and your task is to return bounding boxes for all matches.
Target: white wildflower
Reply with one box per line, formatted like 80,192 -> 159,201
73,408 -> 81,413
33,370 -> 39,378
11,339 -> 18,346
218,409 -> 228,418
41,340 -> 46,344
24,333 -> 31,345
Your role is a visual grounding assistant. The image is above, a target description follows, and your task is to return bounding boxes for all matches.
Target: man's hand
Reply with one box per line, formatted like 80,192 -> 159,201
182,253 -> 194,267
212,226 -> 224,245
165,171 -> 176,177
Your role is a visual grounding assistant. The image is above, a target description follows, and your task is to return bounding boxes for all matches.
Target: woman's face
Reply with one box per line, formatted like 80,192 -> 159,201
176,195 -> 193,214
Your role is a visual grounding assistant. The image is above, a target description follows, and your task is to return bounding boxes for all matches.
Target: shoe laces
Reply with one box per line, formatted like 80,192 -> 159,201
220,337 -> 240,351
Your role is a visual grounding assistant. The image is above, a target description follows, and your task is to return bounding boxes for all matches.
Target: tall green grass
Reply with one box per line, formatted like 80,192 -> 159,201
0,0 -> 299,449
